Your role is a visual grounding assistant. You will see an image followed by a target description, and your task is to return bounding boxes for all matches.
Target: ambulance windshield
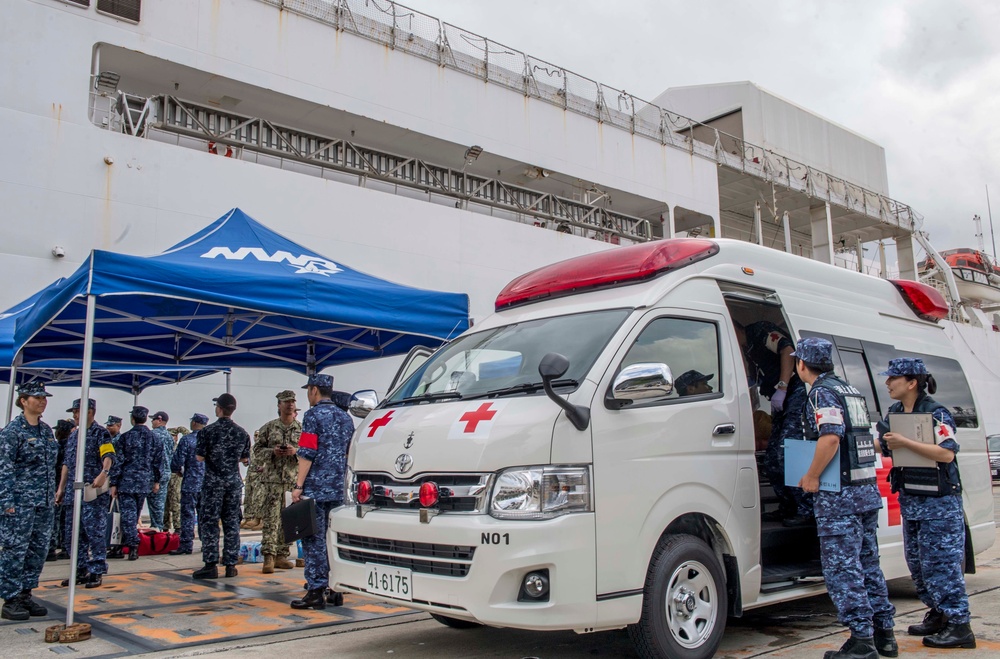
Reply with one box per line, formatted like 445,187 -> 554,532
385,309 -> 630,404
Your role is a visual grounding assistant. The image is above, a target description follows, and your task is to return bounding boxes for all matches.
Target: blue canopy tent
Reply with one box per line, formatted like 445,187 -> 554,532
11,208 -> 469,626
1,288 -> 228,416
15,208 -> 470,371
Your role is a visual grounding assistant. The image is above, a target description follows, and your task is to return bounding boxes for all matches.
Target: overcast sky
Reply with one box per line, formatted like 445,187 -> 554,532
402,0 -> 1000,258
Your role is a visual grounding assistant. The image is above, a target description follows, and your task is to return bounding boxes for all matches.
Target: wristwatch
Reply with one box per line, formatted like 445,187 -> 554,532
101,469 -> 110,474
775,380 -> 788,390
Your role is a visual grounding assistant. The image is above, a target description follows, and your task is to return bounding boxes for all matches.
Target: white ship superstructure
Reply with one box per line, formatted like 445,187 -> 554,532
2,0 -> 997,433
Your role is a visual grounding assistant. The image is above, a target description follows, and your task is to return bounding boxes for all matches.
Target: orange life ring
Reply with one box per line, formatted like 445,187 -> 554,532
207,141 -> 233,158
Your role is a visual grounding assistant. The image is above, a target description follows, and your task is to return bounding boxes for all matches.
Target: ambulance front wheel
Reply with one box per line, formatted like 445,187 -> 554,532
429,613 -> 482,629
628,533 -> 727,659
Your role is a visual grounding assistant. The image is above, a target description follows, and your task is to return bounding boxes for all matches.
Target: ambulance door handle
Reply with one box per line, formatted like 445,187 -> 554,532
713,423 -> 736,436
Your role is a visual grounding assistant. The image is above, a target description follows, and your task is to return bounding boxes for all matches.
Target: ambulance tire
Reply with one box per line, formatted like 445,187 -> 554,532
429,613 -> 482,629
628,533 -> 726,659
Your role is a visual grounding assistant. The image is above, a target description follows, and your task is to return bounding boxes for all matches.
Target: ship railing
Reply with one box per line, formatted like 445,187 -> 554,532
255,0 -> 922,234
144,94 -> 651,243
90,89 -> 154,137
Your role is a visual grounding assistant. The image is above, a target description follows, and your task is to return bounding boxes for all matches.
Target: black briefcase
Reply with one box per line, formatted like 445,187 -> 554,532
281,497 -> 317,543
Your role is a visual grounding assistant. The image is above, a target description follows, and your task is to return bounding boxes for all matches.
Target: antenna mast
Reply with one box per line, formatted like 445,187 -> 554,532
974,214 -> 985,252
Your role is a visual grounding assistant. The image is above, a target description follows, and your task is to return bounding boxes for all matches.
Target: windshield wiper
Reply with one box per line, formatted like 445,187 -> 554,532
473,378 -> 579,399
394,391 -> 464,405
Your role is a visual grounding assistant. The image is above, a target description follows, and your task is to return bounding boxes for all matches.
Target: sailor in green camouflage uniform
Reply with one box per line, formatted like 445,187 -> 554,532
240,431 -> 263,530
253,390 -> 302,573
163,426 -> 187,533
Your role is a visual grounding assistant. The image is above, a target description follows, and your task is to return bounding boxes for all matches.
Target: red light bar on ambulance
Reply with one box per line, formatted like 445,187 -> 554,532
889,279 -> 950,321
495,239 -> 719,310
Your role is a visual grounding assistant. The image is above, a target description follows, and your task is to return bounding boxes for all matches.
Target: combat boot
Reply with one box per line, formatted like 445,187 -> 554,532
1,598 -> 29,621
907,608 -> 946,636
262,554 -> 275,574
290,588 -> 326,610
326,589 -> 344,606
18,590 -> 47,617
193,563 -> 218,579
248,519 -> 263,531
84,573 -> 103,589
224,565 -> 238,578
60,570 -> 90,587
922,622 -> 976,649
823,634 -> 878,659
127,546 -> 139,561
873,627 -> 898,658
274,556 -> 294,570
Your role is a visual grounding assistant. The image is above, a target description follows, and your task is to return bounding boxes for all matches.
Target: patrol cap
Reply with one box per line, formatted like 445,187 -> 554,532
105,415 -> 122,426
302,374 -> 334,389
169,426 -> 190,437
131,405 -> 149,418
151,410 -> 169,422
55,419 -> 76,434
790,337 -> 834,367
190,412 -> 209,425
675,370 -> 714,391
276,389 -> 297,401
67,398 -> 97,412
16,382 -> 52,398
213,393 -> 237,409
879,357 -> 928,377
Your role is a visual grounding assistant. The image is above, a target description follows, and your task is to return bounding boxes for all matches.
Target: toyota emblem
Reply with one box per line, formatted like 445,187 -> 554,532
394,453 -> 414,474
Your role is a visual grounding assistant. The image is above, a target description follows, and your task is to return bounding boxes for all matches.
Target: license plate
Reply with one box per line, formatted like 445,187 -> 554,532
364,563 -> 412,601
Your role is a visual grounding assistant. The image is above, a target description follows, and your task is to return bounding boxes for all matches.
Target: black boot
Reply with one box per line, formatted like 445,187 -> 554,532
823,634 -> 878,659
922,622 -> 976,649
907,608 -> 947,636
873,628 -> 898,658
1,598 -> 29,621
325,588 -> 343,606
18,590 -> 47,617
84,573 -> 103,589
60,571 -> 90,587
127,546 -> 139,561
107,546 -> 125,559
224,565 -> 238,578
290,588 -> 326,610
193,563 -> 218,580
782,513 -> 815,528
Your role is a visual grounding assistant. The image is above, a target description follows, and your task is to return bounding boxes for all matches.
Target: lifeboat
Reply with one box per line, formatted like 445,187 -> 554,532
920,248 -> 1000,305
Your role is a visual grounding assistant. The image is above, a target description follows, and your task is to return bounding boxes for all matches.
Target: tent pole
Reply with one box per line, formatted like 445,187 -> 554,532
225,371 -> 231,394
4,358 -> 16,425
66,294 -> 97,628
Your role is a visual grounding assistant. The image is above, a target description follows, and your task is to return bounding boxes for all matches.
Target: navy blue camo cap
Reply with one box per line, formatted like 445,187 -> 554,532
790,337 -> 834,367
105,415 -> 122,426
16,382 -> 52,397
303,374 -> 334,389
879,358 -> 928,377
67,398 -> 96,412
190,413 -> 209,425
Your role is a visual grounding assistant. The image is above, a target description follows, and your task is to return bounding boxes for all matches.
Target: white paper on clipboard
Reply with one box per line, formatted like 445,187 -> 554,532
887,413 -> 936,468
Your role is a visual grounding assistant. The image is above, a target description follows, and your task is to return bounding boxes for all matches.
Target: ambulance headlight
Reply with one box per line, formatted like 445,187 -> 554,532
490,466 -> 592,520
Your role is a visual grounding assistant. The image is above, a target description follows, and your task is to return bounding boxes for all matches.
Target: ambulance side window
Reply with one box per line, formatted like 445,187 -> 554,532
620,317 -> 722,401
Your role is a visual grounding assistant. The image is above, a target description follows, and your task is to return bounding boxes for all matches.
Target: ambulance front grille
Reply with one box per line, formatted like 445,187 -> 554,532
337,533 -> 475,577
354,473 -> 492,513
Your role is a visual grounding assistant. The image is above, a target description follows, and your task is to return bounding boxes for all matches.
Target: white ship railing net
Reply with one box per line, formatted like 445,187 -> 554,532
254,0 -> 922,233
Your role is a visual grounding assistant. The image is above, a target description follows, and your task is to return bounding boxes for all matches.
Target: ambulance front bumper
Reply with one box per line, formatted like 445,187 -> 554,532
330,507 -> 597,630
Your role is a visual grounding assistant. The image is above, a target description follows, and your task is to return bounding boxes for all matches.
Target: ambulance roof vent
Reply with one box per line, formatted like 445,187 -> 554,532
889,279 -> 950,322
495,239 -> 719,311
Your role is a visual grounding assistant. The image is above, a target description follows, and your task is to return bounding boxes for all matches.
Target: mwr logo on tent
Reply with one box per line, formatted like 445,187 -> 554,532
200,247 -> 343,276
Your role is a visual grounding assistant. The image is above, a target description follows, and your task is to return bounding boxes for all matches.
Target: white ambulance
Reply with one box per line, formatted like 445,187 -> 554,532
332,238 -> 995,659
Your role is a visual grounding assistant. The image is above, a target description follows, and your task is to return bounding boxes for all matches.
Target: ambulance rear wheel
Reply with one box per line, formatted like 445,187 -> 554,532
628,533 -> 726,659
429,613 -> 482,629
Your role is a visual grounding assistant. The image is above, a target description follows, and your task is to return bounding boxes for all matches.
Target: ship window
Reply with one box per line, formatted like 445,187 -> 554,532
61,0 -> 90,7
96,0 -> 140,22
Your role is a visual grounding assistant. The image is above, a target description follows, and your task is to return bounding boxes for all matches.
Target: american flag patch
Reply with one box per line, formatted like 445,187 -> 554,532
765,331 -> 784,354
815,406 -> 844,427
935,422 -> 954,440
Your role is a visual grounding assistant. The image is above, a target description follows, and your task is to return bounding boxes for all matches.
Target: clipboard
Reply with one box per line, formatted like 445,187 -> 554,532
887,413 -> 936,468
784,439 -> 841,492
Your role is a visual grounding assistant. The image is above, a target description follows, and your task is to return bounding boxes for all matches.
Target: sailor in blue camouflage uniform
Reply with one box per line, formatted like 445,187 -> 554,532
290,374 -> 353,610
877,357 -> 975,650
793,338 -> 896,659
0,382 -> 58,621
56,398 -> 115,588
106,415 -> 123,453
736,321 -> 813,526
193,394 -> 250,579
147,411 -> 174,531
109,406 -> 163,561
169,413 -> 208,555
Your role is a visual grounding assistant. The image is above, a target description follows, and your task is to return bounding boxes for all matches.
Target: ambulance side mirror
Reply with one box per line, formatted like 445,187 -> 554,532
607,362 -> 674,409
349,390 -> 379,419
538,352 -> 590,431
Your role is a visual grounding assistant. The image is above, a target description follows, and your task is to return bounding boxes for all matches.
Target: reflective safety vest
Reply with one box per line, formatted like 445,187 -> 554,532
803,374 -> 877,487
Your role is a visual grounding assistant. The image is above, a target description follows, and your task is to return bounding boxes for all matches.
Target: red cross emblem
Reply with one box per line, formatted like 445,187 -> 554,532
769,332 -> 781,342
459,403 -> 498,433
936,424 -> 951,438
367,410 -> 394,438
